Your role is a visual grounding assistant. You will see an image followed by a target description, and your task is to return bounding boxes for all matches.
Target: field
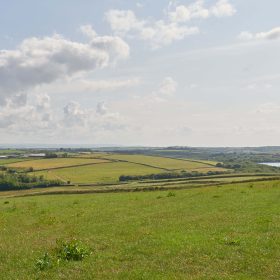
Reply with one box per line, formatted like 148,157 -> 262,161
102,154 -> 219,170
7,158 -> 110,171
1,180 -> 280,279
0,158 -> 33,165
33,161 -> 164,184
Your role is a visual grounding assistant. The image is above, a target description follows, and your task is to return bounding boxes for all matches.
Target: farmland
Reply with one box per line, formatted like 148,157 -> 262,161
0,153 -> 228,185
1,148 -> 280,279
1,180 -> 280,279
33,161 -> 164,184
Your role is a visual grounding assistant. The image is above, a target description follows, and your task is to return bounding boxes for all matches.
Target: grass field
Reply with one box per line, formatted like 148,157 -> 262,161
7,158 -> 110,171
33,161 -> 164,184
1,180 -> 280,279
102,154 -> 222,171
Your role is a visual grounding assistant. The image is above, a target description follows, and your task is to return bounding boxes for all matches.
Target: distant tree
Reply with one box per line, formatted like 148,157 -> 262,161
45,152 -> 58,158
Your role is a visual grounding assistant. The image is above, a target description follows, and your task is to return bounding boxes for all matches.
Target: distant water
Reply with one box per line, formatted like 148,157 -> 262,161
260,162 -> 280,167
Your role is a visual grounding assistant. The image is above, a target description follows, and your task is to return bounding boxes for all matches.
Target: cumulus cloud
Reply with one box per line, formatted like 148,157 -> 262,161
168,0 -> 236,22
105,9 -> 199,48
0,28 -> 129,106
62,100 -> 124,132
211,0 -> 236,17
105,1 -> 235,48
0,93 -> 55,132
239,27 -> 280,41
63,101 -> 88,127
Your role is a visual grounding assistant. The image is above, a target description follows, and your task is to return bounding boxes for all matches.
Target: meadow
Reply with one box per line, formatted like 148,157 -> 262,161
1,180 -> 280,279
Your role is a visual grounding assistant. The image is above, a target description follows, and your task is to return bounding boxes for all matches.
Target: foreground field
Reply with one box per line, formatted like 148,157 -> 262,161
1,181 -> 280,279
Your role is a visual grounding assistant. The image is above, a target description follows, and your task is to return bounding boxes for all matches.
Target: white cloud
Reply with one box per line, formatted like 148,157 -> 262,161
104,10 -> 144,34
105,1 -> 235,48
63,101 -> 88,127
211,0 -> 236,17
239,27 -> 280,41
168,0 -> 236,22
0,29 -> 129,106
0,93 -> 55,132
105,9 -> 199,48
62,100 -> 124,132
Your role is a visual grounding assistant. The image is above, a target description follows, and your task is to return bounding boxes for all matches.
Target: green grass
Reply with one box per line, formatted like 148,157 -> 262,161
7,158 -> 110,170
0,149 -> 25,155
1,181 -> 280,279
103,154 -> 224,172
33,161 -> 164,184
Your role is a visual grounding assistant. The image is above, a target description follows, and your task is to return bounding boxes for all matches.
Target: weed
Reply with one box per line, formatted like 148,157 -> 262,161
166,192 -> 176,197
223,237 -> 241,246
35,253 -> 52,271
56,239 -> 90,261
4,201 -> 9,204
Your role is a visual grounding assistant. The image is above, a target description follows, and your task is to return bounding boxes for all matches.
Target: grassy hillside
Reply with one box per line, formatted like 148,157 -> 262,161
1,181 -> 280,279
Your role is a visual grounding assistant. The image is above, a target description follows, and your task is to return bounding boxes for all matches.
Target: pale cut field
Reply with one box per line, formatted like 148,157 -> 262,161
0,158 -> 33,165
33,161 -> 163,184
103,154 -> 223,171
7,157 -> 110,170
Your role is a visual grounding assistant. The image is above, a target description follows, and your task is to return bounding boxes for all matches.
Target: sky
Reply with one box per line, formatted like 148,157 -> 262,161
0,0 -> 280,147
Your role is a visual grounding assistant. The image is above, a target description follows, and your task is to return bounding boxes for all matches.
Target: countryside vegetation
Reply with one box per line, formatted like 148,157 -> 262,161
1,147 -> 280,279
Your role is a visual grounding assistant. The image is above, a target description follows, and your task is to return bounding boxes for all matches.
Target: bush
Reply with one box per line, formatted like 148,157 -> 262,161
0,173 -> 63,191
119,170 -> 228,182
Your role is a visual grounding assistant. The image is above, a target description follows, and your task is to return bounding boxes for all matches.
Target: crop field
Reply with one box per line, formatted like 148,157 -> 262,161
102,154 -> 222,171
33,161 -> 164,184
6,158 -> 110,171
72,152 -> 112,158
1,180 -> 280,279
0,158 -> 33,165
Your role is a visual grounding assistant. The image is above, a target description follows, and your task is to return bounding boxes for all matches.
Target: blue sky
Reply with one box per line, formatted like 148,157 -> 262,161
0,0 -> 280,146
